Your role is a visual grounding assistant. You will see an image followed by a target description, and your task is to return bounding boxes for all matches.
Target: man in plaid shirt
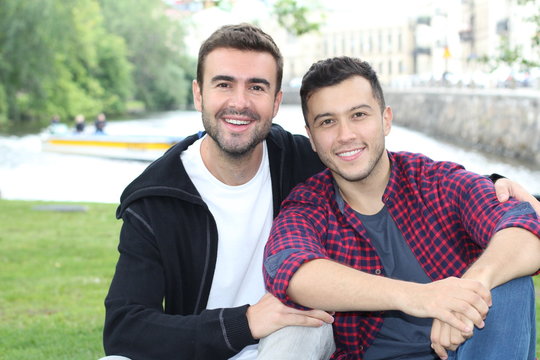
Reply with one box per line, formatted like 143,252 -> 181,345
263,57 -> 540,359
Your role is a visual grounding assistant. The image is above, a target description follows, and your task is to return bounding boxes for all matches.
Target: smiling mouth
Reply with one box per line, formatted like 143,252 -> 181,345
337,148 -> 363,158
224,118 -> 251,125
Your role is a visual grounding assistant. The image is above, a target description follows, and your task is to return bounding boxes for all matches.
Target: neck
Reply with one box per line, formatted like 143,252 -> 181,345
335,153 -> 391,215
200,137 -> 264,186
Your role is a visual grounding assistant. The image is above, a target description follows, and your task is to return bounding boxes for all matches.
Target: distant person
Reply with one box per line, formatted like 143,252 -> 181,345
48,115 -> 68,134
263,56 -> 540,359
95,113 -> 106,134
101,24 -> 540,360
74,114 -> 85,133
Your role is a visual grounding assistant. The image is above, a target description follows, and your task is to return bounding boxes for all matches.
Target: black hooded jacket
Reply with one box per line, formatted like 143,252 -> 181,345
103,124 -> 324,360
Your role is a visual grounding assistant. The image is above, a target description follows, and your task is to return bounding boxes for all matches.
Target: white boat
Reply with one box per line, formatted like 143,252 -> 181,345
42,133 -> 184,161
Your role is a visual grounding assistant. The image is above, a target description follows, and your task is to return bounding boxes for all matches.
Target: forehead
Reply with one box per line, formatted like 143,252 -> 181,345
203,48 -> 278,83
307,76 -> 378,117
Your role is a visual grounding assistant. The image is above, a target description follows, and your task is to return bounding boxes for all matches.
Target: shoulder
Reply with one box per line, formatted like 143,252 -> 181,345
117,134 -> 201,217
389,151 -> 490,196
283,169 -> 334,207
266,124 -> 325,187
390,151 -> 467,179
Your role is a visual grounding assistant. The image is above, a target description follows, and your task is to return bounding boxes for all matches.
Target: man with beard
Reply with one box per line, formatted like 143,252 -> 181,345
102,23 -> 334,360
263,56 -> 540,359
102,25 -> 539,360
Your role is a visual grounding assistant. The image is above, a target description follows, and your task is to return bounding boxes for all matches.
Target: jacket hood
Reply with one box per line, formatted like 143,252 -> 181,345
116,132 -> 204,218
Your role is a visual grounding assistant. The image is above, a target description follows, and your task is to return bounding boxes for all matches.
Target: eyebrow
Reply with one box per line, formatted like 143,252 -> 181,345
312,104 -> 373,123
210,75 -> 271,87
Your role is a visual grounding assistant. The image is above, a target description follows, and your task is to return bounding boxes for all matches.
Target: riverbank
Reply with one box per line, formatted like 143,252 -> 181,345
3,107 -> 540,205
1,198 -> 540,358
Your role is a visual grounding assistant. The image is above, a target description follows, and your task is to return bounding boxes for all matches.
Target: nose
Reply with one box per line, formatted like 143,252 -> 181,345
336,119 -> 356,143
229,87 -> 250,109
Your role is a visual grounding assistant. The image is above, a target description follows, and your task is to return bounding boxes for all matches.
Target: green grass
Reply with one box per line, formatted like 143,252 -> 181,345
0,199 -> 539,359
0,200 -> 121,360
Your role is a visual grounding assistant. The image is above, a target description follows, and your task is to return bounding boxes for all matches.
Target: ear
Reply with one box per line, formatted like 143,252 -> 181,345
193,80 -> 202,112
272,90 -> 283,118
383,106 -> 393,136
305,125 -> 317,153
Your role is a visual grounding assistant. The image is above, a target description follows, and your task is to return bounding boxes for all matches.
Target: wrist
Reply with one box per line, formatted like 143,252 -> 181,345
392,280 -> 420,313
461,267 -> 494,290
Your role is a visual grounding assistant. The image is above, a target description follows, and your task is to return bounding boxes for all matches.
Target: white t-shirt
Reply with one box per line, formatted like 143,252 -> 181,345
181,136 -> 273,359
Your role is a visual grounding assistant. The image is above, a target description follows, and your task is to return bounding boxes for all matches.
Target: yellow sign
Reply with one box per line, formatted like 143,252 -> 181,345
444,47 -> 452,59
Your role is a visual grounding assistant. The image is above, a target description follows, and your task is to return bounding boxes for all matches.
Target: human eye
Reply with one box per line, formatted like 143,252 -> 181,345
318,118 -> 335,127
216,82 -> 230,88
352,111 -> 367,119
250,84 -> 267,92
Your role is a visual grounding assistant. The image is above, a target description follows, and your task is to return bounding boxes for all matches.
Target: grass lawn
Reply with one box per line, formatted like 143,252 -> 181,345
0,200 -> 120,359
1,199 -> 539,359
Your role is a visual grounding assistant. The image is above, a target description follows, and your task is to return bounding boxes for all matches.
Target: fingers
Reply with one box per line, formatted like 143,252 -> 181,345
452,280 -> 490,329
435,307 -> 473,334
448,297 -> 486,330
418,278 -> 490,333
495,178 -> 540,216
458,278 -> 492,307
431,315 -> 475,360
281,312 -> 326,328
298,308 -> 335,324
494,179 -> 510,202
247,293 -> 334,339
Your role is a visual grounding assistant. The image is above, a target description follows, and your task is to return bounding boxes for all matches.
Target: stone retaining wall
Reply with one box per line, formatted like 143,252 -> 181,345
385,88 -> 540,167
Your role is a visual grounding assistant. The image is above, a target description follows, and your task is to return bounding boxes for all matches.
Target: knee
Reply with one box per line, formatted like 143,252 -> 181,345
492,276 -> 534,304
487,276 -> 535,326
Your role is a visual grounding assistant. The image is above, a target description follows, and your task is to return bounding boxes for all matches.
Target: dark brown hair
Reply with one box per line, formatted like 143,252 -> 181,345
300,56 -> 386,125
196,23 -> 283,94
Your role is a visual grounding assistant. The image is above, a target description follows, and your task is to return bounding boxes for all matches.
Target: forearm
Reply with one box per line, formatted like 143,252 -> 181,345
288,259 -> 423,312
463,227 -> 540,290
104,301 -> 253,359
287,258 -> 491,333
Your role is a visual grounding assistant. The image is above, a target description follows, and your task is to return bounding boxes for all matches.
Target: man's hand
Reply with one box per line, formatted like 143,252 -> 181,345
494,178 -> 540,216
246,293 -> 334,339
430,314 -> 474,360
400,277 -> 491,334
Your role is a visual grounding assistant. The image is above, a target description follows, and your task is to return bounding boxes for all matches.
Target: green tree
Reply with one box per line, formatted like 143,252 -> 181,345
99,0 -> 193,111
0,0 -> 133,125
273,0 -> 324,37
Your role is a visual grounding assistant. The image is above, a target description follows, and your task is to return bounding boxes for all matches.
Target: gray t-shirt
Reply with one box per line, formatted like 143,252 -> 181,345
335,190 -> 437,360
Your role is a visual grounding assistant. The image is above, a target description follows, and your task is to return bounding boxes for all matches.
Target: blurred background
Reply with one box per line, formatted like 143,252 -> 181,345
1,0 -> 539,202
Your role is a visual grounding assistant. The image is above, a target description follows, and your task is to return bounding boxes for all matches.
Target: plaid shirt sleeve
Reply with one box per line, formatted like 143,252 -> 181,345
440,167 -> 540,246
263,195 -> 331,308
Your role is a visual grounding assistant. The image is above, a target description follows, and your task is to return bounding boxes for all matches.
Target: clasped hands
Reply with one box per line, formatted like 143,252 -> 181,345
420,277 -> 492,360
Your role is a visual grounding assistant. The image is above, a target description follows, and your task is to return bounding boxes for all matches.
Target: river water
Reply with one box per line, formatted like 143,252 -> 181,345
1,105 -> 539,204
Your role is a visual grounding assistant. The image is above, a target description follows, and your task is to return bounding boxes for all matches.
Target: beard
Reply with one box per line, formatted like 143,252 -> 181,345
328,140 -> 387,183
201,106 -> 272,158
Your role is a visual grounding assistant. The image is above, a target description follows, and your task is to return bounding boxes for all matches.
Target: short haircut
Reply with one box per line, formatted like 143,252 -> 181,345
196,23 -> 283,94
300,56 -> 386,125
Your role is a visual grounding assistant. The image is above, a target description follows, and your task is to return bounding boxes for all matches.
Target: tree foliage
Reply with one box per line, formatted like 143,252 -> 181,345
0,0 -> 193,127
99,0 -> 194,111
272,0 -> 323,37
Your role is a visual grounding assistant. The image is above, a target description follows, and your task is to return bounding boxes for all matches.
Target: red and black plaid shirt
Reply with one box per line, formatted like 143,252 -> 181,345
264,151 -> 540,359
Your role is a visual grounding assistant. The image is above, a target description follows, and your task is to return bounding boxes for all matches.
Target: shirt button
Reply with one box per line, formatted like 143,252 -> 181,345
374,269 -> 382,275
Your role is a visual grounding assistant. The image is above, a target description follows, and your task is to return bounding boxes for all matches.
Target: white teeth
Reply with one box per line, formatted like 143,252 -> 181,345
225,119 -> 250,125
338,149 -> 361,157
